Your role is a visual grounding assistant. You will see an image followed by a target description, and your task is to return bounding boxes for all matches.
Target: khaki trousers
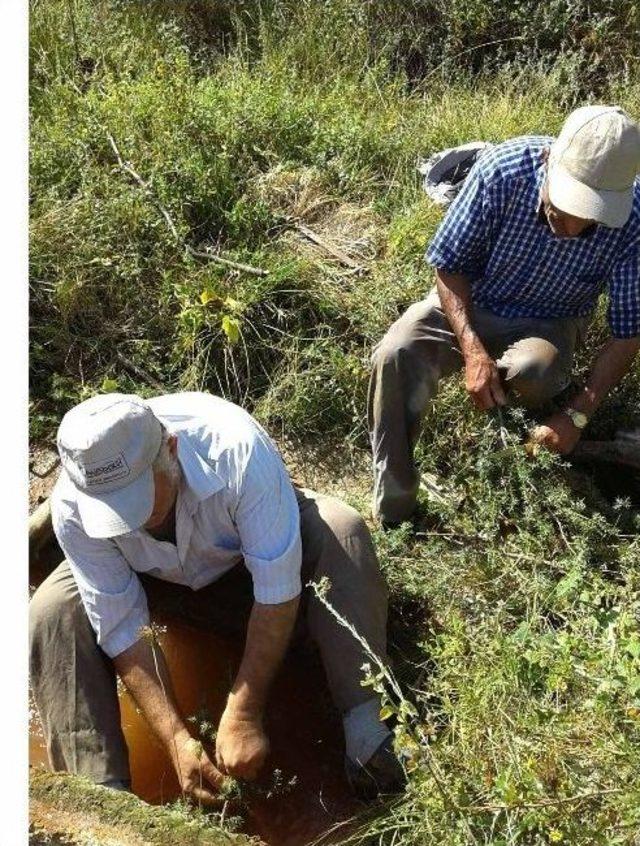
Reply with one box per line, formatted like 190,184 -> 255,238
368,289 -> 587,524
29,488 -> 388,784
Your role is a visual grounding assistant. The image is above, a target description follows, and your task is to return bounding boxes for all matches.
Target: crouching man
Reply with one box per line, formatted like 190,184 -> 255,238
29,391 -> 405,801
369,105 -> 640,526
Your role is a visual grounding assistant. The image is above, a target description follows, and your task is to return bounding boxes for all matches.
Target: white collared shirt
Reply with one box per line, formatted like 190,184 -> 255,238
51,393 -> 302,658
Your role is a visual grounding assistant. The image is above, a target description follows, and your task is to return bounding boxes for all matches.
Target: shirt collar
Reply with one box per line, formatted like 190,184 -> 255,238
175,431 -> 225,506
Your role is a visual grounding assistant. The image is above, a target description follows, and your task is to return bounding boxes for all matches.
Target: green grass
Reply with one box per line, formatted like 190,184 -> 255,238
30,2 -> 640,844
29,769 -> 249,845
30,1 -> 640,441
355,401 -> 640,845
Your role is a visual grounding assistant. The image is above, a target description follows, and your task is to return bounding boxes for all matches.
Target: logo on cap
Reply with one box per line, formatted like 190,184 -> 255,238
83,452 -> 131,487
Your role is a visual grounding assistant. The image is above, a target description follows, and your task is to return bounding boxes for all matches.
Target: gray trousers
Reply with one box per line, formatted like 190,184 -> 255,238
29,488 -> 388,785
368,289 -> 586,523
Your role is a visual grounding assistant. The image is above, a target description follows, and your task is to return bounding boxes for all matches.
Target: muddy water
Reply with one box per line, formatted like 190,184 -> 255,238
29,615 -> 361,846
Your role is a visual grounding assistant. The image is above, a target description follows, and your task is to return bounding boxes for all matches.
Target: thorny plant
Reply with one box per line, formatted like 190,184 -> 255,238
138,623 -> 207,810
186,708 -> 298,825
186,708 -> 299,801
308,576 -> 480,844
309,567 -> 640,845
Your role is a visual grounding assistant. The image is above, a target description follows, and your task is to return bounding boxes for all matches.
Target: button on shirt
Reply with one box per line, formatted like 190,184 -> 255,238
51,393 -> 302,659
425,136 -> 640,339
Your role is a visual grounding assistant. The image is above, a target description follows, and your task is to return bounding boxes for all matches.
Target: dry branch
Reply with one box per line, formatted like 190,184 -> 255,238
294,221 -> 364,272
106,133 -> 268,278
115,350 -> 166,392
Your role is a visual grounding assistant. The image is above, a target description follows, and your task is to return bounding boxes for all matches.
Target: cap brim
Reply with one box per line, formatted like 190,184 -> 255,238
548,163 -> 633,229
77,466 -> 155,539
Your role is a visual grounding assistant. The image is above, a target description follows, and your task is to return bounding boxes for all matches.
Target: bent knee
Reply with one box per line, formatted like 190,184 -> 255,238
319,498 -> 370,543
29,571 -> 85,640
371,328 -> 412,370
499,338 -> 569,408
371,302 -> 435,369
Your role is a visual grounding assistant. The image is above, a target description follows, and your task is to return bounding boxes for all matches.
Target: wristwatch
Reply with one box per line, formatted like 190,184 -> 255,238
563,407 -> 588,429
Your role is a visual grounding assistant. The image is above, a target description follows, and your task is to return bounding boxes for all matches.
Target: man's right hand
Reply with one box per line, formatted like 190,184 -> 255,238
464,348 -> 507,410
171,730 -> 225,806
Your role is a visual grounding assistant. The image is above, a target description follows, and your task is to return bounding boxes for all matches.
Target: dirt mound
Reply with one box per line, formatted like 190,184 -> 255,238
30,769 -> 252,846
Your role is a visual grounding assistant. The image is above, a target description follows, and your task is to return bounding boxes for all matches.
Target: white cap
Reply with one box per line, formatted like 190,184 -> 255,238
548,105 -> 640,228
57,394 -> 163,539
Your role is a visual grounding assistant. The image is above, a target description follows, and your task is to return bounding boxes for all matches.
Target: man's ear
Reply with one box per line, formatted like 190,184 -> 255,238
167,434 -> 178,458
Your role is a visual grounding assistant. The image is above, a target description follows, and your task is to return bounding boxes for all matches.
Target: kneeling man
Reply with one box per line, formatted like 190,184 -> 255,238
30,392 -> 404,801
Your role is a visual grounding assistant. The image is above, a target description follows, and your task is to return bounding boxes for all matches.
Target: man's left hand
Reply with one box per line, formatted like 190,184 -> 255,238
216,707 -> 270,781
529,411 -> 583,455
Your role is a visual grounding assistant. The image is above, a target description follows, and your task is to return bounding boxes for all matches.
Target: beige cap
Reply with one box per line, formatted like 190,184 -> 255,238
57,394 -> 163,538
548,105 -> 640,228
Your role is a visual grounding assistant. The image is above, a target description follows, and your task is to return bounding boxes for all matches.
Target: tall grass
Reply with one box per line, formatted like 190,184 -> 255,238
29,1 -> 640,441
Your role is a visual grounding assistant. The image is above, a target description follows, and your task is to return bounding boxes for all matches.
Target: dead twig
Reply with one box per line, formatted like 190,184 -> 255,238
114,350 -> 165,392
185,245 -> 269,277
106,133 -> 268,278
294,221 -> 365,272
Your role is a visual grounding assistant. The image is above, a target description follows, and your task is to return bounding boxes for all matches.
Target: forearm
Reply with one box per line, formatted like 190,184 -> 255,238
227,596 -> 299,718
436,268 -> 506,408
571,336 -> 640,416
435,268 -> 487,357
115,634 -> 224,798
114,637 -> 190,752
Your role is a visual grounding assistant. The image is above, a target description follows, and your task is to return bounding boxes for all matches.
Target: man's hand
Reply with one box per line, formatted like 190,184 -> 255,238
465,349 -> 507,410
172,730 -> 225,805
115,638 -> 224,806
435,269 -> 507,411
529,411 -> 582,455
216,708 -> 269,781
216,597 -> 298,781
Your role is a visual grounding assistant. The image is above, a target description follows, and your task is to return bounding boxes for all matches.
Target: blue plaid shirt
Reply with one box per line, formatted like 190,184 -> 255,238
425,136 -> 640,338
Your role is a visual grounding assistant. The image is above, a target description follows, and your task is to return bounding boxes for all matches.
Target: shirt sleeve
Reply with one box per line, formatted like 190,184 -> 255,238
52,493 -> 149,659
425,156 -> 498,277
234,435 -> 302,605
607,235 -> 640,338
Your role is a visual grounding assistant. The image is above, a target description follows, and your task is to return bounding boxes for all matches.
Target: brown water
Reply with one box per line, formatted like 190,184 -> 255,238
29,616 -> 361,845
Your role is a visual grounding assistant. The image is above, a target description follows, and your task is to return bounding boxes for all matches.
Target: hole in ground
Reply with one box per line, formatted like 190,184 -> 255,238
29,549 -> 368,846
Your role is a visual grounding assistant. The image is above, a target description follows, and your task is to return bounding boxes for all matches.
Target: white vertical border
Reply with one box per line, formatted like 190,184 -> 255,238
0,0 -> 29,836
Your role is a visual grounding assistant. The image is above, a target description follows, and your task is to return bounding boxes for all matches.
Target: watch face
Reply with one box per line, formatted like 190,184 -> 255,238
572,411 -> 588,429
